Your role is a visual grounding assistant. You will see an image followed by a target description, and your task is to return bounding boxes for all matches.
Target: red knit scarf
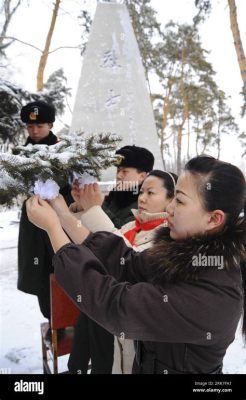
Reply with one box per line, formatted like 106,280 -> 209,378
123,217 -> 166,245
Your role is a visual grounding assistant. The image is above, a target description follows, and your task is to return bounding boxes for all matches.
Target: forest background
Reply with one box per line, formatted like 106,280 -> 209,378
0,0 -> 245,175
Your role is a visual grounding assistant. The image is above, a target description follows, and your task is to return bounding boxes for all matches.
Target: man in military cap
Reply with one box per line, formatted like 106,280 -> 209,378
17,101 -> 73,341
68,145 -> 155,374
20,100 -> 56,145
101,145 -> 155,226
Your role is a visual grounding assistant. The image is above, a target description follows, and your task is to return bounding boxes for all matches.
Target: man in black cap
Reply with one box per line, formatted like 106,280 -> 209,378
101,145 -> 155,227
68,145 -> 155,374
17,101 -> 73,341
20,100 -> 56,145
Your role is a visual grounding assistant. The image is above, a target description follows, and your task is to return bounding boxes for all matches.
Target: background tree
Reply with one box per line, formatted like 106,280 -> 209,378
151,22 -> 239,173
36,0 -> 61,91
153,23 -> 212,172
0,78 -> 28,148
239,132 -> 246,157
32,69 -> 71,115
212,90 -> 238,159
194,0 -> 246,116
228,0 -> 246,117
0,0 -> 22,54
125,0 -> 162,90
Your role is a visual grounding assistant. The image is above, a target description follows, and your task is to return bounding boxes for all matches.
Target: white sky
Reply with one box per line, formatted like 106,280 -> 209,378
3,0 -> 246,171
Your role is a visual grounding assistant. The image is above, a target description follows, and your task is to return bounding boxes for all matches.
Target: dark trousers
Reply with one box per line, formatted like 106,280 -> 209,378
37,284 -> 51,320
68,312 -> 114,374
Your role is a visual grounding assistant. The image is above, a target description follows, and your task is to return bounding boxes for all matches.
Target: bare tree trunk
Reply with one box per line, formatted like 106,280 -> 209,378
172,126 -> 177,171
195,120 -> 200,155
159,83 -> 172,169
160,129 -> 165,169
187,115 -> 190,159
195,135 -> 199,155
201,142 -> 208,154
217,123 -> 221,159
228,0 -> 246,96
36,0 -> 61,91
0,0 -> 22,46
177,48 -> 188,175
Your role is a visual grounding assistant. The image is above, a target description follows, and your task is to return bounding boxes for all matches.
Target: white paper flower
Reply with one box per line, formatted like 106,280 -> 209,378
72,171 -> 97,188
33,179 -> 60,200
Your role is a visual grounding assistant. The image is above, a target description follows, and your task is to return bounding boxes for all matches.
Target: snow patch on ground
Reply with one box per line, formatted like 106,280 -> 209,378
0,209 -> 69,374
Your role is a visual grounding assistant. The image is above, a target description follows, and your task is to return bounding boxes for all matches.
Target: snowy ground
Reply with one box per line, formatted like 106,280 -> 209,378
0,208 -> 246,374
0,207 -> 69,374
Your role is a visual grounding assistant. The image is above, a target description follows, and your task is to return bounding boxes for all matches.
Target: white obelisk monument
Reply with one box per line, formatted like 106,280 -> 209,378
70,0 -> 163,180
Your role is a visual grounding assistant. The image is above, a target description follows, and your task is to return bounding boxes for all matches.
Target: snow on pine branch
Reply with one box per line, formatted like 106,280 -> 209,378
0,132 -> 121,205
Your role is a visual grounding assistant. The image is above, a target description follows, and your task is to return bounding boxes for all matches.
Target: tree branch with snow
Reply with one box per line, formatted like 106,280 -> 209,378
0,132 -> 121,206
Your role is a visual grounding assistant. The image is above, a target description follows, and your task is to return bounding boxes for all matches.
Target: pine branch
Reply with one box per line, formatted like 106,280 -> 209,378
0,132 -> 121,205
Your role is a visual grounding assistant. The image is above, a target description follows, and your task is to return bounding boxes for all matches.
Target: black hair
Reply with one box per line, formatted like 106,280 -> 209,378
185,155 -> 246,340
185,155 -> 245,226
147,170 -> 178,198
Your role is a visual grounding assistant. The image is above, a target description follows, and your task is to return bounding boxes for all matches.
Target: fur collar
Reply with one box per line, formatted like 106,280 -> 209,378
147,219 -> 246,284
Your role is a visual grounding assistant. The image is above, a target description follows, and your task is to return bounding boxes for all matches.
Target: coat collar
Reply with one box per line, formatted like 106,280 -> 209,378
131,208 -> 168,223
25,131 -> 58,146
147,219 -> 246,283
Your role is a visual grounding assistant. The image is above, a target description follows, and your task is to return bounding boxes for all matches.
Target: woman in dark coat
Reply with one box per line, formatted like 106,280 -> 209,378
26,155 -> 246,374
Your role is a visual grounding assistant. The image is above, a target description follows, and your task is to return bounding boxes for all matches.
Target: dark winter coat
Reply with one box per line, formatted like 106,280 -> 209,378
54,222 -> 245,374
24,131 -> 58,146
17,131 -> 73,295
102,189 -> 139,229
68,188 -> 139,374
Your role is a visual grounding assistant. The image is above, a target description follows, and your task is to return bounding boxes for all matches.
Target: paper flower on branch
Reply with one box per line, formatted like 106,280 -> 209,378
0,132 -> 121,206
33,179 -> 60,200
72,171 -> 98,188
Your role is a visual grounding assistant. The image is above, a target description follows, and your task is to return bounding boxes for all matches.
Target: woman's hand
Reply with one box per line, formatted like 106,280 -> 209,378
71,180 -> 84,212
79,183 -> 104,211
49,194 -> 70,218
26,195 -> 61,232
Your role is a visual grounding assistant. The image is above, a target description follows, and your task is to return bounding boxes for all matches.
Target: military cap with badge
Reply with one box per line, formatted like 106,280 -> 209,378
20,101 -> 56,124
114,145 -> 154,172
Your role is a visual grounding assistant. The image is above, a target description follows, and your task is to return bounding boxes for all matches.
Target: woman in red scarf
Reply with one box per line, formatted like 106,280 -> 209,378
50,169 -> 177,373
68,170 -> 177,253
122,170 -> 177,250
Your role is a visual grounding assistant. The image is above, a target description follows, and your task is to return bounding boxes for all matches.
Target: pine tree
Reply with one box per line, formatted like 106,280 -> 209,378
126,0 -> 162,78
194,0 -> 246,116
212,90 -> 238,158
0,132 -> 121,206
152,22 -> 238,173
0,78 -> 29,147
31,69 -> 71,115
239,131 -> 246,157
